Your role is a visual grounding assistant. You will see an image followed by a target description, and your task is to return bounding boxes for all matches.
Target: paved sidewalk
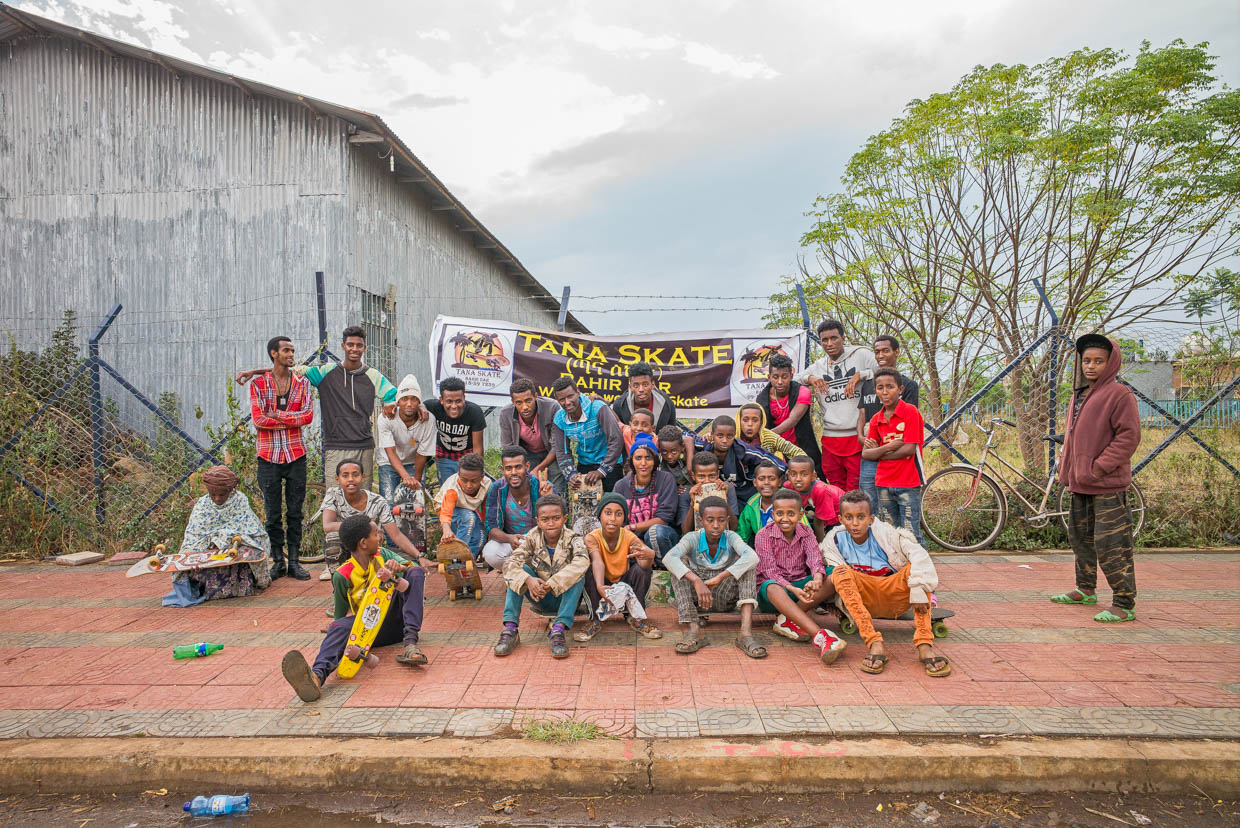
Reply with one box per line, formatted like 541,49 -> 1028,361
0,552 -> 1236,740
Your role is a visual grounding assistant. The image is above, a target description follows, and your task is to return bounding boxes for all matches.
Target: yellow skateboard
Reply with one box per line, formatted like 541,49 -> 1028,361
336,560 -> 406,679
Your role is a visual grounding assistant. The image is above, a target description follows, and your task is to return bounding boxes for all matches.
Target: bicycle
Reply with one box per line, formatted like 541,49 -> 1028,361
920,416 -> 1145,552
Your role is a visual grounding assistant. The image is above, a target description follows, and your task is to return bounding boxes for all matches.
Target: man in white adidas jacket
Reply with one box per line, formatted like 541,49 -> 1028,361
795,319 -> 878,491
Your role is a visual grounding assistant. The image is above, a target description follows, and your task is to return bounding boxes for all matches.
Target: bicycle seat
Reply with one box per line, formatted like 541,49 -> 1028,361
1044,434 -> 1064,444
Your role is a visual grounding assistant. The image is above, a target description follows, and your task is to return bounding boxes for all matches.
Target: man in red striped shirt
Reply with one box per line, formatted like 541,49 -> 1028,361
250,336 -> 315,581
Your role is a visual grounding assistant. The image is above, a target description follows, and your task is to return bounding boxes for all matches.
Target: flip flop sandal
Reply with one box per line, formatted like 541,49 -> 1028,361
675,636 -> 706,655
1050,591 -> 1097,605
860,652 -> 889,675
1094,608 -> 1136,623
734,635 -> 768,659
921,655 -> 952,677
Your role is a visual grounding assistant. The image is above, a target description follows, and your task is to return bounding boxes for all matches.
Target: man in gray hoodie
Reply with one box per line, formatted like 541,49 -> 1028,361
795,319 -> 878,491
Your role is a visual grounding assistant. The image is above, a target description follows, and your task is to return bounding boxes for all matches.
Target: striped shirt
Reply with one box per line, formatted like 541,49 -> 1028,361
250,372 -> 314,465
754,520 -> 825,589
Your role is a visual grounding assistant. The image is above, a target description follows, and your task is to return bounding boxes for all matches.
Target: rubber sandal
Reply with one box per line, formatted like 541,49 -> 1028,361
1050,591 -> 1097,605
1094,608 -> 1136,623
921,655 -> 952,677
675,636 -> 705,654
860,652 -> 888,675
734,635 -> 768,659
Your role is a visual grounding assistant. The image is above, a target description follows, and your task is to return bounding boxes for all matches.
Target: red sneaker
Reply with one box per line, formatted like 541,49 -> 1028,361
813,629 -> 846,665
773,614 -> 811,642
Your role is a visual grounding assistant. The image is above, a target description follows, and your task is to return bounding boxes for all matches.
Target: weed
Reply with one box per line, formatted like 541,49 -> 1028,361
521,719 -> 610,744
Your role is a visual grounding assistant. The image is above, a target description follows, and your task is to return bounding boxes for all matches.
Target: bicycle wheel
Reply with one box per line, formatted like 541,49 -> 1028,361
1057,483 -> 1146,539
921,467 -> 1007,552
298,481 -> 327,562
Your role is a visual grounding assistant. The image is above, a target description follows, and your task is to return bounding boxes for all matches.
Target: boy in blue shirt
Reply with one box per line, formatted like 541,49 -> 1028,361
549,377 -> 625,493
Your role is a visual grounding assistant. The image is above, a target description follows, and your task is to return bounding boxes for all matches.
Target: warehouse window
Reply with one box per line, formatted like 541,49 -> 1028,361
357,287 -> 397,382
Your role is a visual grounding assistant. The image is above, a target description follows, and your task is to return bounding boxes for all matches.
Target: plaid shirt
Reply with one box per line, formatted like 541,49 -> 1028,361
250,372 -> 314,464
754,520 -> 824,590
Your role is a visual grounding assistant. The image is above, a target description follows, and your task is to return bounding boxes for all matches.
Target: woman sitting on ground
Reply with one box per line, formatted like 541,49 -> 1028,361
163,465 -> 271,606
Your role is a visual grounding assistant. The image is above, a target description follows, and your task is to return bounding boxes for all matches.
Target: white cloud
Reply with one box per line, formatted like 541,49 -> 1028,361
682,41 -> 777,80
567,20 -> 677,53
418,28 -> 450,41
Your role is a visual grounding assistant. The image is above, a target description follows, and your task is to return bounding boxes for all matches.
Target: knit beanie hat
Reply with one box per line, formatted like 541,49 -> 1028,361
629,433 -> 659,458
596,491 -> 629,521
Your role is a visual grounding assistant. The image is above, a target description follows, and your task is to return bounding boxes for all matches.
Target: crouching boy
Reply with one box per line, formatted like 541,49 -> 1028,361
494,495 -> 589,660
664,496 -> 764,658
824,490 -> 950,677
281,514 -> 427,702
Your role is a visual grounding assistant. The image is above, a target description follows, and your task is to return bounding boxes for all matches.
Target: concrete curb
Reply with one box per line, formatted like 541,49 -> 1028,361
1,736 -> 1236,797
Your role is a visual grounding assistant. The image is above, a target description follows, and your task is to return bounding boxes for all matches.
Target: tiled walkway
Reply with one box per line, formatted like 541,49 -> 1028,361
0,553 -> 1236,739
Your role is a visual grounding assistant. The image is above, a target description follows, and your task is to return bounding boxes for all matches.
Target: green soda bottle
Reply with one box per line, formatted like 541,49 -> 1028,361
173,642 -> 224,660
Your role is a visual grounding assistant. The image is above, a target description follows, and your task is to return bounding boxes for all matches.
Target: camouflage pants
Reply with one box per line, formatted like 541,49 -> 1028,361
1068,491 -> 1136,610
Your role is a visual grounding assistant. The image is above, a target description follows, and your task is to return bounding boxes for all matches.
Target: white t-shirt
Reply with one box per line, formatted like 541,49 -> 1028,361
376,410 -> 437,468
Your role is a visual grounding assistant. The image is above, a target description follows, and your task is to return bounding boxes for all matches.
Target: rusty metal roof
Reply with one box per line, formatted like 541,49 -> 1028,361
0,2 -> 586,333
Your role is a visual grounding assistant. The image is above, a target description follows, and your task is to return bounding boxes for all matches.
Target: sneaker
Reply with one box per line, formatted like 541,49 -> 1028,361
395,642 -> 428,666
573,619 -> 602,643
773,614 -> 811,642
494,629 -> 520,657
548,627 -> 569,659
280,650 -> 322,702
813,629 -> 847,666
319,566 -> 333,582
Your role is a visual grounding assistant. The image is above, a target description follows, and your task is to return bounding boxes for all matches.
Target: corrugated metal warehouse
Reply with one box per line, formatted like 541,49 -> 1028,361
0,4 -> 584,440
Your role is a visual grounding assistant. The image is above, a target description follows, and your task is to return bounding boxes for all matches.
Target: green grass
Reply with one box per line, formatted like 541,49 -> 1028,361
521,719 -> 610,744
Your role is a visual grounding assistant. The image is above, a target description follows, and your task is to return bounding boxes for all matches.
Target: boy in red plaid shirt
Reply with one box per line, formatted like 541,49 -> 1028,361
249,336 -> 315,580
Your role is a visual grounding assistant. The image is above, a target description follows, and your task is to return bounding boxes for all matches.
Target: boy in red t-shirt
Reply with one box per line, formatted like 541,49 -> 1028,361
861,369 -> 926,545
782,455 -> 844,541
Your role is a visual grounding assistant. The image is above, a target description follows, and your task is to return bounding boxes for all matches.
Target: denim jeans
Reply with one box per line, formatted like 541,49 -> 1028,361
256,456 -> 306,560
878,486 -> 925,546
435,457 -> 459,484
378,462 -> 418,504
645,523 -> 680,565
450,507 -> 484,559
858,459 -> 879,514
503,565 -> 587,629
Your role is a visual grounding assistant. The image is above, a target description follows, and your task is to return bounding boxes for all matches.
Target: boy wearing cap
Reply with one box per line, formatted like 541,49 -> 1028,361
377,375 -> 437,505
1051,334 -> 1141,623
574,492 -> 662,641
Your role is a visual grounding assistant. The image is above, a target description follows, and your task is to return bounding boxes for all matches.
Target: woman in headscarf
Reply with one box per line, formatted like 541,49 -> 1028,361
163,465 -> 272,606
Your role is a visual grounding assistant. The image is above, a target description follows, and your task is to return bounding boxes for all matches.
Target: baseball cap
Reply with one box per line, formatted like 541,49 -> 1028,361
1075,334 -> 1113,355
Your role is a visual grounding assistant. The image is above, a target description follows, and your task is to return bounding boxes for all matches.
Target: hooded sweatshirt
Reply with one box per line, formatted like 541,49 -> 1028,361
795,345 -> 879,440
1057,338 -> 1141,495
296,362 -> 397,451
736,403 -> 805,467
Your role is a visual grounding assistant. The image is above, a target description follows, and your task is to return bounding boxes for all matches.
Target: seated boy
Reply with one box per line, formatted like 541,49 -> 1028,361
481,446 -> 544,571
657,424 -> 696,494
281,514 -> 427,702
754,490 -> 847,663
435,451 -> 492,560
321,459 -> 423,582
574,493 -> 662,642
824,490 -> 950,677
692,415 -> 770,501
736,403 -> 803,466
737,459 -> 783,545
664,496 -> 764,658
494,495 -> 590,659
679,451 -> 740,535
783,455 -> 845,541
860,368 -> 926,545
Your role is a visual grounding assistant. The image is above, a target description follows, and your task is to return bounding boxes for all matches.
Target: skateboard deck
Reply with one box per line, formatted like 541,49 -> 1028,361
836,604 -> 955,639
691,481 -> 728,530
436,538 -> 483,601
336,560 -> 408,679
389,484 -> 428,558
569,479 -> 603,536
126,537 -> 267,577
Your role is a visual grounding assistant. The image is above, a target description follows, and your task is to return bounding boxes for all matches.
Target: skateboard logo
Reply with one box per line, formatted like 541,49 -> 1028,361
738,344 -> 789,384
449,331 -> 510,372
360,603 -> 382,629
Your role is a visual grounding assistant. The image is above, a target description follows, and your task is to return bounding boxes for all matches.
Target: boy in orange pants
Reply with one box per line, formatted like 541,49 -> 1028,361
822,490 -> 950,677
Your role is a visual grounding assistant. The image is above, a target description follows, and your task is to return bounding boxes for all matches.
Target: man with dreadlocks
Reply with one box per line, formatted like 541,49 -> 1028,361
162,465 -> 272,606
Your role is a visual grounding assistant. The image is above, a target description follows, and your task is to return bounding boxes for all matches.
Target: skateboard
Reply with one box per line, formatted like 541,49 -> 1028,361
569,479 -> 603,536
435,538 -> 483,601
836,604 -> 955,639
389,484 -> 428,558
691,481 -> 728,530
336,558 -> 409,679
126,536 -> 267,577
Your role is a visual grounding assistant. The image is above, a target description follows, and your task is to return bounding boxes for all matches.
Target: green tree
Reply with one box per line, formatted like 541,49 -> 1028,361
772,41 -> 1240,472
1177,266 -> 1240,400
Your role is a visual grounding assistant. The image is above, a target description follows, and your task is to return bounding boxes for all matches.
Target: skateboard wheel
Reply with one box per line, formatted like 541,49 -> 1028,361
449,591 -> 457,601
932,622 -> 949,639
465,559 -> 475,573
473,589 -> 483,600
437,563 -> 445,575
840,618 -> 857,636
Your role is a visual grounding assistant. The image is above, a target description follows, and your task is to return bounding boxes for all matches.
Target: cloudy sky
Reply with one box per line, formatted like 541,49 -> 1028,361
16,0 -> 1240,334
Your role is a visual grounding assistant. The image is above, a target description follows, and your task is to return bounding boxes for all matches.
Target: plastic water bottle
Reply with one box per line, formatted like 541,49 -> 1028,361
183,794 -> 249,816
172,642 -> 223,660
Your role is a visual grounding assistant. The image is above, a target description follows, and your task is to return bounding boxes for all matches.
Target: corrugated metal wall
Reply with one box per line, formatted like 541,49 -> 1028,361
0,34 -> 560,441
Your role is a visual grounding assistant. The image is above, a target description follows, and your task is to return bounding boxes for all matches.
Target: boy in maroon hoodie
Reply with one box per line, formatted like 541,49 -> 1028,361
1050,334 -> 1141,623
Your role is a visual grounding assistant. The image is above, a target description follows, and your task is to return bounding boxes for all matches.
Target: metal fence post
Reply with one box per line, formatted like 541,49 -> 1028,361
556,286 -> 571,333
795,283 -> 812,368
1033,279 -> 1061,477
87,304 -> 122,529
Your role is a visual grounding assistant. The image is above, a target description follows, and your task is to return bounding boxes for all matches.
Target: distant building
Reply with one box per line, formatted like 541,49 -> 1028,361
1121,361 -> 1174,401
0,4 -> 584,437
